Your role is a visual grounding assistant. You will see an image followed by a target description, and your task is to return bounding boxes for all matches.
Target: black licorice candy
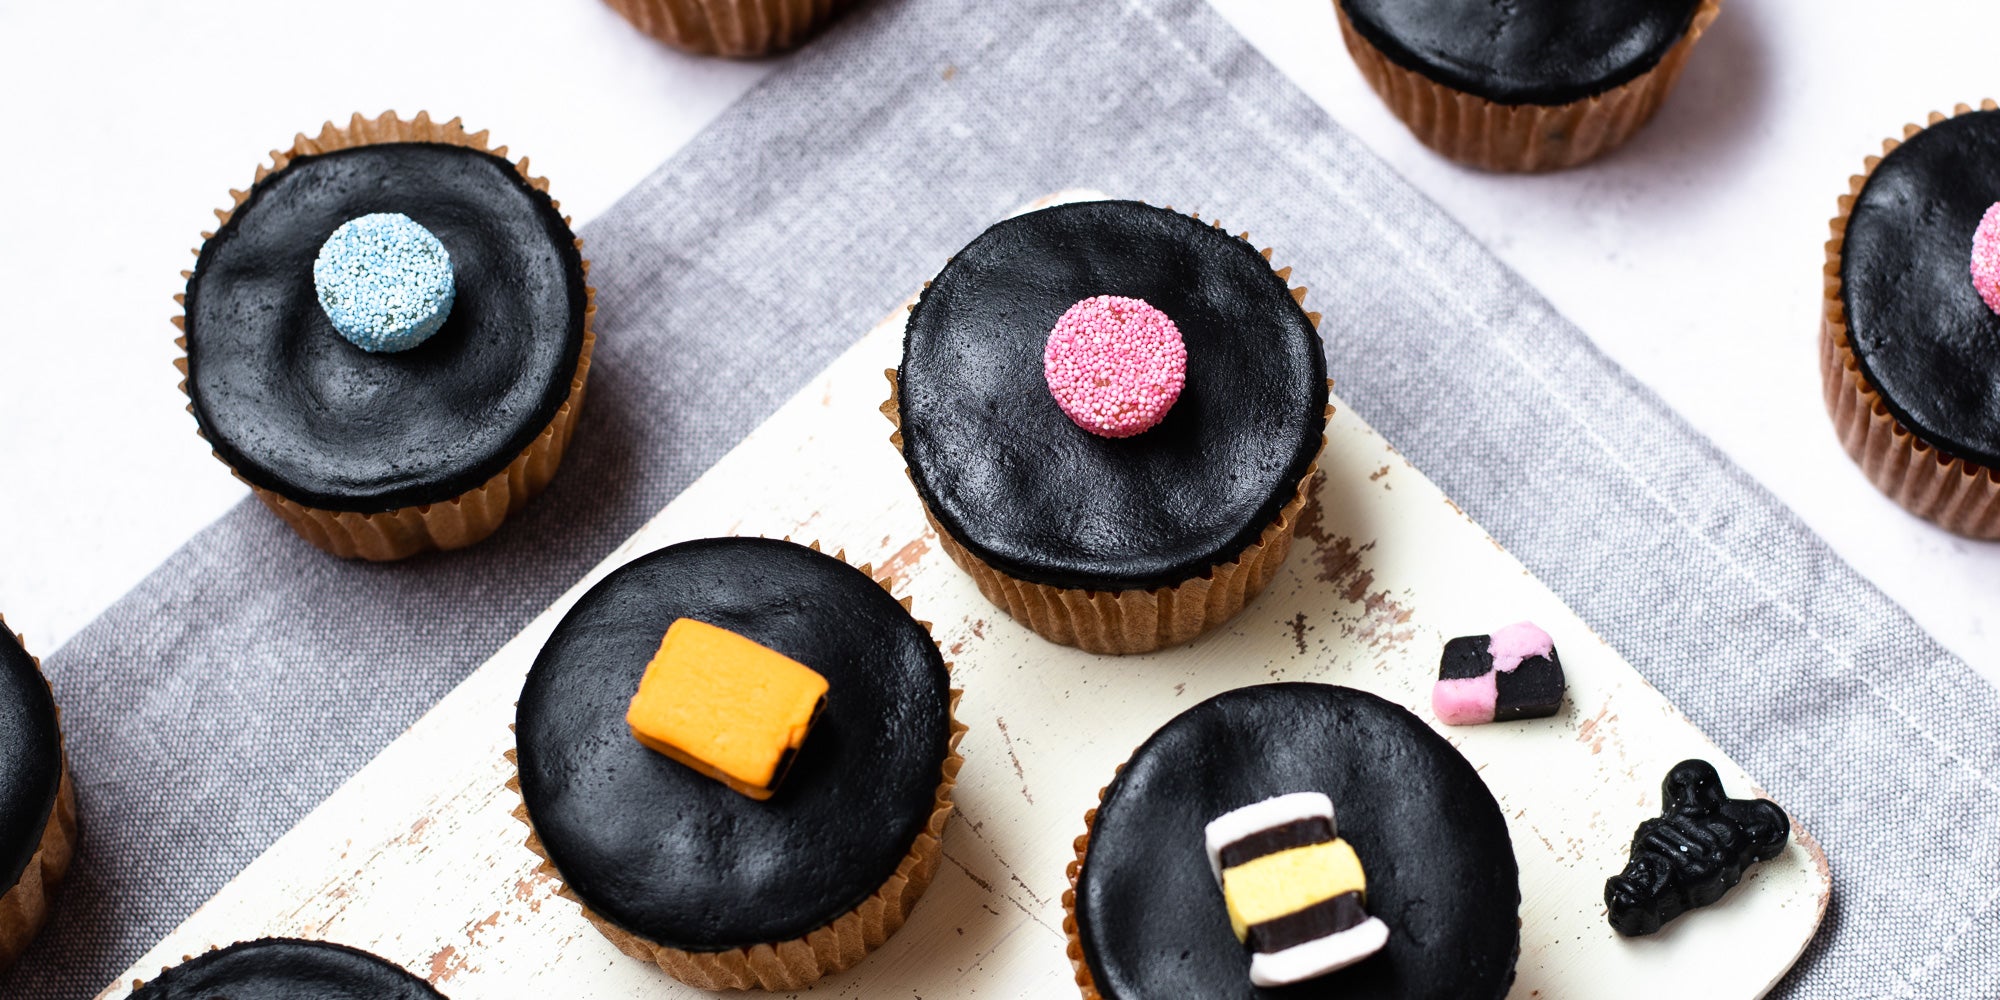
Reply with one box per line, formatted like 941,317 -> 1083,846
1605,759 -> 1790,936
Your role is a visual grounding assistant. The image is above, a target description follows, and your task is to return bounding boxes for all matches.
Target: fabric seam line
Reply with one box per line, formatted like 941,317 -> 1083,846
1891,868 -> 2000,998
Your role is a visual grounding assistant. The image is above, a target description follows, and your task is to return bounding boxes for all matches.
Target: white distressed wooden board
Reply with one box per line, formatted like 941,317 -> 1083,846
101,210 -> 1829,1000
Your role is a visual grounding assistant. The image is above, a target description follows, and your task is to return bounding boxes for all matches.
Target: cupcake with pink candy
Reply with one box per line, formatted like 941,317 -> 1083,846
1820,101 -> 2000,538
886,199 -> 1330,654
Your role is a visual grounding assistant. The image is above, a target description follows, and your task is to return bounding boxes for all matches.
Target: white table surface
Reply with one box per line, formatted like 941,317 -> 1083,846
1,0 -> 1994,683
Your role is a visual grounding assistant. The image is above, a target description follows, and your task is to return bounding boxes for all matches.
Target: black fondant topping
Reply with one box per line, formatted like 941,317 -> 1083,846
1074,684 -> 1519,999
127,938 -> 446,1000
1605,759 -> 1789,937
1246,892 -> 1370,954
515,537 -> 952,952
897,200 -> 1327,592
1841,109 -> 2000,470
184,142 -> 587,512
1339,0 -> 1703,106
0,625 -> 59,893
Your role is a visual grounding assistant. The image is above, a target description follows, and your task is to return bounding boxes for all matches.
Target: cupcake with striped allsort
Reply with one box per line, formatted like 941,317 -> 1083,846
1063,684 -> 1520,998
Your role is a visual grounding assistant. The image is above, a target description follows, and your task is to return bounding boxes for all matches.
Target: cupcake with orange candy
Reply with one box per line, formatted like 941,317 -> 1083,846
509,537 -> 964,991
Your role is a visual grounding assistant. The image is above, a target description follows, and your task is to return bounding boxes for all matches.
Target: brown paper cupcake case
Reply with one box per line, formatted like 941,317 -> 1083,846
172,111 -> 598,562
1335,0 -> 1722,172
0,620 -> 78,972
503,545 -> 967,992
0,770 -> 75,972
602,0 -> 857,57
882,218 -> 1331,656
1821,101 -> 2000,540
1060,780 -> 1113,999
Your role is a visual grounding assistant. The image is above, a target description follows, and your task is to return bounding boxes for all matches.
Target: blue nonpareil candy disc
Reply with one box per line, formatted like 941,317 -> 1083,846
312,212 -> 456,353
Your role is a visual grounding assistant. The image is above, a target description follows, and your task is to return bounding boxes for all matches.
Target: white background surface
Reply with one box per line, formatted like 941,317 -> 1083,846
0,0 -> 1994,678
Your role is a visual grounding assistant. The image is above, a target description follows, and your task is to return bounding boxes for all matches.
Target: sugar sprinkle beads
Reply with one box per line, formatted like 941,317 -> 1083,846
1205,792 -> 1390,987
313,212 -> 457,353
1043,294 -> 1188,438
1974,202 -> 2000,317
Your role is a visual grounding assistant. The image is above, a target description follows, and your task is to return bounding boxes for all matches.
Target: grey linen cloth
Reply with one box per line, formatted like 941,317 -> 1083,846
8,0 -> 1994,995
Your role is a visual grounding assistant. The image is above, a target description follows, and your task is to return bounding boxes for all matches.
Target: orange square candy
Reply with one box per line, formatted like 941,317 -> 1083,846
625,618 -> 829,800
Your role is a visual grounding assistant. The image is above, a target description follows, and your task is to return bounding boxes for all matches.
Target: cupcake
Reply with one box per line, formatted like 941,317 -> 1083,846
601,0 -> 859,57
176,111 -> 596,561
886,200 -> 1330,655
1334,0 -> 1722,171
124,938 -> 445,998
508,537 -> 964,991
0,620 -> 74,973
1821,101 -> 2000,538
1063,684 -> 1520,998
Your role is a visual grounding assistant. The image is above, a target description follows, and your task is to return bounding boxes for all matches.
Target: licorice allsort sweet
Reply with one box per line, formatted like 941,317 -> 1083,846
1605,759 -> 1789,937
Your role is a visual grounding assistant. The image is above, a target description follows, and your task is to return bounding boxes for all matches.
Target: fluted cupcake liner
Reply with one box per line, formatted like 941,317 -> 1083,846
0,771 -> 76,973
882,215 -> 1330,656
602,0 -> 856,57
503,543 -> 967,992
0,620 -> 77,973
1334,0 -> 1721,172
173,111 -> 598,561
1820,100 -> 2000,540
1060,780 -> 1113,1000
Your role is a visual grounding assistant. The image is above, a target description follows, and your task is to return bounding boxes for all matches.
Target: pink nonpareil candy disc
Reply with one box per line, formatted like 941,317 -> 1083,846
1973,202 -> 2000,317
1043,295 -> 1188,438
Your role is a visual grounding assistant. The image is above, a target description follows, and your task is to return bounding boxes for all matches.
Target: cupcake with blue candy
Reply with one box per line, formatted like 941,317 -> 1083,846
176,111 -> 596,560
312,211 -> 458,354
